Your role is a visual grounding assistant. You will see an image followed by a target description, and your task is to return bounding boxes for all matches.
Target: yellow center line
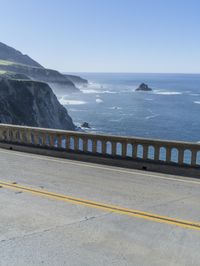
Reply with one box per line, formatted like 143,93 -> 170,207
1,181 -> 200,231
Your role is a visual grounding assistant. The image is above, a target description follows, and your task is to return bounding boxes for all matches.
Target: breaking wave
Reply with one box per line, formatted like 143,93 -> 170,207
146,114 -> 159,120
80,82 -> 117,94
96,98 -> 103,103
108,106 -> 123,110
153,90 -> 182,95
59,98 -> 87,105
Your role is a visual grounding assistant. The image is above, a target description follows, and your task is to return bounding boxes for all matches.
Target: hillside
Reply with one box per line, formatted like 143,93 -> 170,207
0,42 -> 87,92
0,42 -> 42,68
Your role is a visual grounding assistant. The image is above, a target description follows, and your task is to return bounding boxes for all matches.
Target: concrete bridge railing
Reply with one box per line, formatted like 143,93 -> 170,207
0,124 -> 200,169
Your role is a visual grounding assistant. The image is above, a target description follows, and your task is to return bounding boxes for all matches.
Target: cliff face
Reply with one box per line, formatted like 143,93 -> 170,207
0,78 -> 75,130
64,74 -> 88,86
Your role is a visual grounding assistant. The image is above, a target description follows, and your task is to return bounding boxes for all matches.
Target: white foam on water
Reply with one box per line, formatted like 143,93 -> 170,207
109,119 -> 122,122
146,114 -> 159,120
96,98 -> 103,103
80,82 -> 117,94
68,108 -> 87,112
190,94 -> 200,96
81,89 -> 101,94
153,90 -> 182,95
81,88 -> 117,94
59,98 -> 87,105
108,106 -> 123,110
194,101 -> 200,104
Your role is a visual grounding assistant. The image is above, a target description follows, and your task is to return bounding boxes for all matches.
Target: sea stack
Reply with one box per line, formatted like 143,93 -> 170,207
81,122 -> 90,128
136,83 -> 152,91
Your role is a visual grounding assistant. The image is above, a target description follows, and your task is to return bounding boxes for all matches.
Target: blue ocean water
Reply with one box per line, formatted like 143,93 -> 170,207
60,73 -> 200,143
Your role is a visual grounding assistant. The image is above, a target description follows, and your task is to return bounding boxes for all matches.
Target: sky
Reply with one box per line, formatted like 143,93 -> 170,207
0,0 -> 200,73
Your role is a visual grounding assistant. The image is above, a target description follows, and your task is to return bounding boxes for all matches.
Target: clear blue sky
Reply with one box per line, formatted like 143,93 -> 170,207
1,0 -> 200,73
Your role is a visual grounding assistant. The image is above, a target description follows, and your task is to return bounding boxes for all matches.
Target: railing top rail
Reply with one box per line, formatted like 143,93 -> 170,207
0,123 -> 199,149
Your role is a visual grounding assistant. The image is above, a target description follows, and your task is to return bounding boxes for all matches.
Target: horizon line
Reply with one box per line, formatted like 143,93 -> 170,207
62,71 -> 200,75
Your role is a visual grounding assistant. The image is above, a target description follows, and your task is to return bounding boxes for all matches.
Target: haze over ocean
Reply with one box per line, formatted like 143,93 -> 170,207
60,73 -> 200,142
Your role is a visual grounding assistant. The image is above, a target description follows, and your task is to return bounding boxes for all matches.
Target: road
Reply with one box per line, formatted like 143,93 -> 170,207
0,147 -> 200,266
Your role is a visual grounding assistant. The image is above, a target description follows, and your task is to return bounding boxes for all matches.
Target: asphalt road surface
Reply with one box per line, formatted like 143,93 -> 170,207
0,148 -> 200,266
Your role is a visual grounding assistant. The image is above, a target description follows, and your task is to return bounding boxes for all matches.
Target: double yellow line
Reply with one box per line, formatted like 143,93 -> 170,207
1,181 -> 200,231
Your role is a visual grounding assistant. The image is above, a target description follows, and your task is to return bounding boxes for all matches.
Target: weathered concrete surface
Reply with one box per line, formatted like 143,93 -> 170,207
0,148 -> 200,266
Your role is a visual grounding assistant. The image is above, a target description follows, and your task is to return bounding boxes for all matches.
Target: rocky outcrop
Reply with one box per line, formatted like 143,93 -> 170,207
64,74 -> 88,86
81,122 -> 90,128
136,83 -> 152,91
0,78 -> 75,130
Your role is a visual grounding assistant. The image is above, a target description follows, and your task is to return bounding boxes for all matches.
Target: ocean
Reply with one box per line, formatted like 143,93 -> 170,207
59,73 -> 200,143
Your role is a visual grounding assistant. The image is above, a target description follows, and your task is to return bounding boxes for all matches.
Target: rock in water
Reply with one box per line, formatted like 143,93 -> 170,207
0,78 -> 75,130
136,83 -> 152,91
81,122 -> 90,128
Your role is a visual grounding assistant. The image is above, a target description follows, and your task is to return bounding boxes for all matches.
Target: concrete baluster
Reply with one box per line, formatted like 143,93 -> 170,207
178,148 -> 184,165
0,128 -> 3,141
27,131 -> 32,144
12,130 -> 17,142
21,130 -> 26,144
133,143 -> 138,159
83,138 -> 88,152
65,135 -> 70,150
166,147 -> 171,163
92,139 -> 97,153
49,134 -> 54,147
102,140 -> 107,155
122,142 -> 127,158
9,129 -> 14,142
74,137 -> 79,151
112,142 -> 117,157
12,130 -> 16,142
41,133 -> 46,146
154,146 -> 160,161
36,133 -> 40,145
143,144 -> 148,160
191,150 -> 197,166
6,129 -> 11,141
15,130 -> 19,142
57,135 -> 62,148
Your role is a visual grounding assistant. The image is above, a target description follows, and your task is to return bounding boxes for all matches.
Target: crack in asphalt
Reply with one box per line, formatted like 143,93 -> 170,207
0,212 -> 112,244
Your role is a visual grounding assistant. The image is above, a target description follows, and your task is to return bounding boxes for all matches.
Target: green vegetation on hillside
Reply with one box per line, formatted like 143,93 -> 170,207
0,59 -> 39,68
0,59 -> 14,66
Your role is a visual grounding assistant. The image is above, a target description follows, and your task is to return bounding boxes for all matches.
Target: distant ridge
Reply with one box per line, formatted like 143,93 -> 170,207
0,42 -> 89,93
0,42 -> 42,68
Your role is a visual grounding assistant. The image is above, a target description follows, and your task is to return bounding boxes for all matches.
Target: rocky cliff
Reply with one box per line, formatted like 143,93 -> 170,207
64,74 -> 88,86
0,78 -> 75,130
